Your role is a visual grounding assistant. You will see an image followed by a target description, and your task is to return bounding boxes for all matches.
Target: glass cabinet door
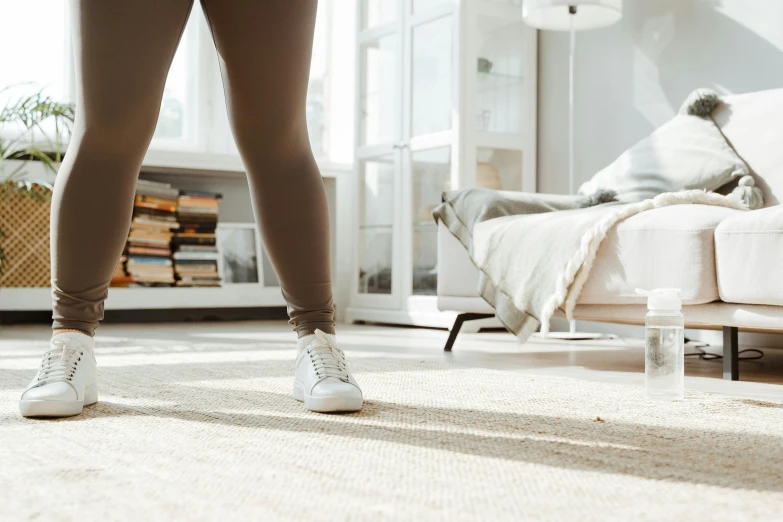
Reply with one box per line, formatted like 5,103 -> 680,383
474,14 -> 526,134
475,147 -> 523,191
411,14 -> 453,139
410,147 -> 451,295
407,5 -> 454,298
361,0 -> 397,30
359,33 -> 397,147
358,155 -> 397,296
467,1 -> 533,193
356,2 -> 401,305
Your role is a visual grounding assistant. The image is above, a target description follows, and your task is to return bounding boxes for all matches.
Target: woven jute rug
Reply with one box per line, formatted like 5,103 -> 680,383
1,333 -> 782,521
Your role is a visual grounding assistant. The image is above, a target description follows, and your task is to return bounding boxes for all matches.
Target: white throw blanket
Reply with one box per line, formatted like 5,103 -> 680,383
465,190 -> 746,341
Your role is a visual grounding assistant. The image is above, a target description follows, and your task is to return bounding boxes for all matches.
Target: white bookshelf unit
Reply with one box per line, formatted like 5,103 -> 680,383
0,160 -> 353,318
346,0 -> 537,327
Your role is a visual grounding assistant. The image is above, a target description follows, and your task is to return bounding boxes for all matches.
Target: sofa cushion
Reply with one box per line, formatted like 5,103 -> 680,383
715,205 -> 783,306
579,205 -> 742,306
715,88 -> 783,207
578,111 -> 748,204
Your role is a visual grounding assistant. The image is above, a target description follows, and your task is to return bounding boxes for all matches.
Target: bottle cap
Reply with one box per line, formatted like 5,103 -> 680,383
635,288 -> 682,311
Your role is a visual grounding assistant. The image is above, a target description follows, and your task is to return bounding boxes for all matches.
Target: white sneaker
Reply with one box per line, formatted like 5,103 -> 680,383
293,329 -> 363,413
19,332 -> 98,418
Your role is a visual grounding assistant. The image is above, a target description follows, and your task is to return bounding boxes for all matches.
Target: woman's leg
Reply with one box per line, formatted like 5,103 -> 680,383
51,0 -> 195,335
201,0 -> 361,413
201,0 -> 334,338
21,0 -> 195,418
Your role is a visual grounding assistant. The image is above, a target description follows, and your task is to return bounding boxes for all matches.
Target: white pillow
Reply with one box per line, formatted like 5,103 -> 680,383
579,113 -> 749,203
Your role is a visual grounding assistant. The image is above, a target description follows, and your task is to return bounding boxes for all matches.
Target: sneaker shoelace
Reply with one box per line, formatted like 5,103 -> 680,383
306,331 -> 350,383
33,339 -> 84,388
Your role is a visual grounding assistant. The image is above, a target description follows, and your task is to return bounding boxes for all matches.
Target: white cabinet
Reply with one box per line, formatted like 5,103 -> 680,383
347,0 -> 537,327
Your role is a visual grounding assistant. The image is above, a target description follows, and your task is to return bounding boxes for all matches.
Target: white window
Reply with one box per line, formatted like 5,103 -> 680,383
0,0 -> 71,149
0,1 -> 70,107
307,0 -> 330,158
0,0 -> 354,169
150,9 -> 200,149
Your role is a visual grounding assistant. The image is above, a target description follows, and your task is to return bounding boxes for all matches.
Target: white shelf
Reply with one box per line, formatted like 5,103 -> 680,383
476,71 -> 524,92
142,150 -> 352,179
5,157 -> 352,183
0,286 -> 285,312
2,155 -> 354,320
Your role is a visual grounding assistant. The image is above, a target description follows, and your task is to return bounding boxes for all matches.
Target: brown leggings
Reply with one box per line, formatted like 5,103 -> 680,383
51,0 -> 334,337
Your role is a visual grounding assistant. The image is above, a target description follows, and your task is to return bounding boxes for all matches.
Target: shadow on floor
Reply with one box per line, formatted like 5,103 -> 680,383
37,386 -> 783,495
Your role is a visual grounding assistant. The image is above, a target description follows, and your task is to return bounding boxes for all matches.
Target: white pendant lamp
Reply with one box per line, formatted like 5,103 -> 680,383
523,0 -> 622,32
523,0 -> 622,340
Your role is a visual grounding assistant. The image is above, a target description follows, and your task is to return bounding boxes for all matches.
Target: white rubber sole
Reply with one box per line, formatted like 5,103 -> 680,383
19,384 -> 98,418
293,381 -> 362,413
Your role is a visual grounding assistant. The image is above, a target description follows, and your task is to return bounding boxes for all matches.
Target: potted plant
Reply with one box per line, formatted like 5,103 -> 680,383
0,85 -> 75,275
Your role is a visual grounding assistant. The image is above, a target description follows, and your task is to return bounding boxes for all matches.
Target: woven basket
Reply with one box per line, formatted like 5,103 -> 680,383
0,183 -> 52,287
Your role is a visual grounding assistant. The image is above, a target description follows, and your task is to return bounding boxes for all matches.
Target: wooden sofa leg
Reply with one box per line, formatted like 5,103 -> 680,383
723,326 -> 739,381
444,313 -> 494,352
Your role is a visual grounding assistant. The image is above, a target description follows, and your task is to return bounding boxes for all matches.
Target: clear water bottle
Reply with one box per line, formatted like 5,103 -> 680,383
636,288 -> 685,401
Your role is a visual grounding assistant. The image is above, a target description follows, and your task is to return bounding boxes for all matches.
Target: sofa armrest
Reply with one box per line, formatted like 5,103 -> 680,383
437,221 -> 481,299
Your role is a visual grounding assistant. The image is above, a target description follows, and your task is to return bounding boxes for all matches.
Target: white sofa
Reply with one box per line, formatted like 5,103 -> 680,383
437,88 -> 783,381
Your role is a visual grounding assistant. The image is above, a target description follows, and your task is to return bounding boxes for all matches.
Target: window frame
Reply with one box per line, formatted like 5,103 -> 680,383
1,0 -> 349,173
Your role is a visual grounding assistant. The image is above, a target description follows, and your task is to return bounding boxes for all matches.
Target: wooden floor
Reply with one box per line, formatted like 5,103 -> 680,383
3,320 -> 782,403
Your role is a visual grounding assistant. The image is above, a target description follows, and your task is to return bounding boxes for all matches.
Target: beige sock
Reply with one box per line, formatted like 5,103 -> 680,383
52,329 -> 93,338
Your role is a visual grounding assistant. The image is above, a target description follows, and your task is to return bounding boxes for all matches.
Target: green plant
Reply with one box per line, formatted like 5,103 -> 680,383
0,85 -> 75,275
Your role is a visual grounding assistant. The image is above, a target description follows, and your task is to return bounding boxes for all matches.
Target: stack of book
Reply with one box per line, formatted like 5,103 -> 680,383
173,190 -> 222,287
110,255 -> 132,287
126,180 -> 179,286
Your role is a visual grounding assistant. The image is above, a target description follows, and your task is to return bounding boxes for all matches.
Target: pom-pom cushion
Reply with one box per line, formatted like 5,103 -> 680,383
579,89 -> 749,203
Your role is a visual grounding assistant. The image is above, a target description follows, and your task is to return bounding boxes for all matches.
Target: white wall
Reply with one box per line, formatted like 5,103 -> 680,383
537,0 -> 783,194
